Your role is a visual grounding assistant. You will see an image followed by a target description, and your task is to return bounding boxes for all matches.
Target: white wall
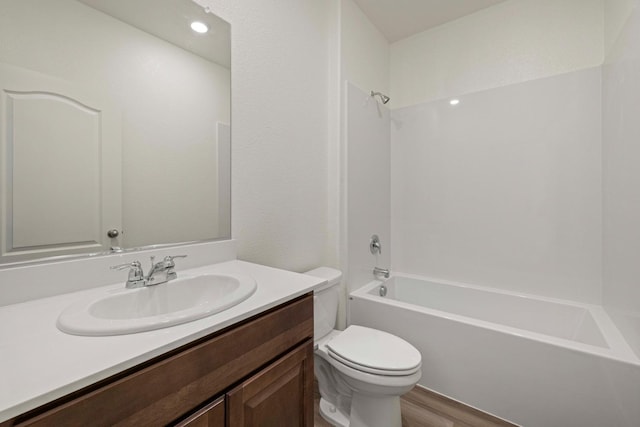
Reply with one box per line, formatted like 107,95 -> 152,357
340,0 -> 390,97
345,83 -> 390,293
390,0 -> 604,108
339,0 -> 390,298
603,0 -> 640,356
4,0 -> 623,313
605,0 -> 637,55
193,0 -> 335,271
388,0 -> 605,302
391,68 -> 603,302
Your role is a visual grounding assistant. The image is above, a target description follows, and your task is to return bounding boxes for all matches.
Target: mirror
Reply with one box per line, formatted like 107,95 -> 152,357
0,0 -> 231,265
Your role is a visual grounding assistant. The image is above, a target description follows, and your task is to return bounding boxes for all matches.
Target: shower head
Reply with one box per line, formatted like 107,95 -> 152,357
370,90 -> 390,105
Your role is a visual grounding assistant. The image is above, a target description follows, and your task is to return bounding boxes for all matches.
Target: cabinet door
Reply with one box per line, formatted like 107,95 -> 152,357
175,397 -> 225,427
227,340 -> 314,427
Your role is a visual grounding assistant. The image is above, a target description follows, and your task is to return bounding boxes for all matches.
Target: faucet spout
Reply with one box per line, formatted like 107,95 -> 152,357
373,266 -> 390,279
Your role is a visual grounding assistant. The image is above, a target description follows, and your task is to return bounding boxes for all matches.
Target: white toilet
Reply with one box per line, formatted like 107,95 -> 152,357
306,267 -> 422,427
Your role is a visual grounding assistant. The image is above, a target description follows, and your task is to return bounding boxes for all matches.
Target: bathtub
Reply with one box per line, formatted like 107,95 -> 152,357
349,274 -> 640,427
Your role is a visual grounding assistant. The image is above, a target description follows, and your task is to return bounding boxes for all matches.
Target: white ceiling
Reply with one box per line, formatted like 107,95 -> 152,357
352,0 -> 509,42
78,0 -> 230,68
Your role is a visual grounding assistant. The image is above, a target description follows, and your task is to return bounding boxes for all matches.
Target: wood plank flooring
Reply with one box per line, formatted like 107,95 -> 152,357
314,382 -> 517,427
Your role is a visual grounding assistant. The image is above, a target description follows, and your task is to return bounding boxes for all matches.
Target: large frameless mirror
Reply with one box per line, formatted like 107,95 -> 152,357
0,0 -> 231,265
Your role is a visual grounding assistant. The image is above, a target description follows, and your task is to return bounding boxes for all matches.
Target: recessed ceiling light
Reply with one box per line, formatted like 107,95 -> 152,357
190,21 -> 209,34
449,99 -> 460,106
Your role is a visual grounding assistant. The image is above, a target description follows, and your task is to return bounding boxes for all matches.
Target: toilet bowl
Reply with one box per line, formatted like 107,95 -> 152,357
305,267 -> 422,427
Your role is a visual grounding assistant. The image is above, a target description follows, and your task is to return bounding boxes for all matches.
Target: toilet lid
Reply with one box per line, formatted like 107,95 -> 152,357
326,325 -> 421,376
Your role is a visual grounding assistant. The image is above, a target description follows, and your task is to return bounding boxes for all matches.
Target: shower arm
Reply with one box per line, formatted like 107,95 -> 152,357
370,90 -> 390,105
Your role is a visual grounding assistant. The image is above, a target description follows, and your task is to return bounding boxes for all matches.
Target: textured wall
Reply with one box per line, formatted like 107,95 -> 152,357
194,0 -> 335,271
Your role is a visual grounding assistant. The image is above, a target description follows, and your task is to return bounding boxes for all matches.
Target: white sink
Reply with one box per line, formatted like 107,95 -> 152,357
57,273 -> 257,336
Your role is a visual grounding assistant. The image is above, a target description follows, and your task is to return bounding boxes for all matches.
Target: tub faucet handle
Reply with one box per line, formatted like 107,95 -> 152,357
370,234 -> 382,255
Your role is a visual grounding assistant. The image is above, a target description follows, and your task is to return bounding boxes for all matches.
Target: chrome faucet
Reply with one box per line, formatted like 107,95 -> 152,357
146,255 -> 187,285
111,255 -> 187,288
373,266 -> 390,279
111,260 -> 146,288
370,234 -> 382,255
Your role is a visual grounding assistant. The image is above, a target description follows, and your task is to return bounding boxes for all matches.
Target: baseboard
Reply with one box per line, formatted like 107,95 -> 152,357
401,385 -> 519,427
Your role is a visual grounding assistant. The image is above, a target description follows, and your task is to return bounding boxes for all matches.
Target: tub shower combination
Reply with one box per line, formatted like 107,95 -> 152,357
349,274 -> 640,427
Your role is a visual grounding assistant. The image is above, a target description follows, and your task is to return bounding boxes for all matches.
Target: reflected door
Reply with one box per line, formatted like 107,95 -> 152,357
0,63 -> 122,262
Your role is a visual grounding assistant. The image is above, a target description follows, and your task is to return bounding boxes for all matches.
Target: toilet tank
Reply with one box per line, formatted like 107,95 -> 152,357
304,267 -> 342,341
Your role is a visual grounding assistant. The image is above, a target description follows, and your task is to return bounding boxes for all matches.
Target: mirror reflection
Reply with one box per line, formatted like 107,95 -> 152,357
0,0 -> 231,265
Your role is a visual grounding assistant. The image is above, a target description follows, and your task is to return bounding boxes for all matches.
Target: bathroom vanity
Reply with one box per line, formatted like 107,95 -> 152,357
0,255 -> 324,427
8,295 -> 313,426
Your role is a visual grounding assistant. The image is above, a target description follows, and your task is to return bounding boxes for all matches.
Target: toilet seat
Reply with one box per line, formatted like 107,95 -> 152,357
327,350 -> 420,376
326,325 -> 421,376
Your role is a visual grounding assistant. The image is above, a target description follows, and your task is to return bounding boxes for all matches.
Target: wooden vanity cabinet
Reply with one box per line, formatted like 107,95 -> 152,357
177,342 -> 313,427
227,341 -> 313,426
8,293 -> 314,427
175,397 -> 225,427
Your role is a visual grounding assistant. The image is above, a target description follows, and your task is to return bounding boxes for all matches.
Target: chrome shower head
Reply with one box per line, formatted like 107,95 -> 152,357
370,90 -> 390,105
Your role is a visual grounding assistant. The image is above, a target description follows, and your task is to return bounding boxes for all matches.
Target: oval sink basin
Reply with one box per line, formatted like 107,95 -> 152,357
57,273 -> 257,336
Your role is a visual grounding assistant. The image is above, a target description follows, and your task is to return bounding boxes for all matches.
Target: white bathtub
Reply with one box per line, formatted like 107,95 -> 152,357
349,274 -> 640,427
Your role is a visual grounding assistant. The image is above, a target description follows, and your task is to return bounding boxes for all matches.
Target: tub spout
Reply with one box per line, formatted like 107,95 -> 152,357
373,266 -> 390,279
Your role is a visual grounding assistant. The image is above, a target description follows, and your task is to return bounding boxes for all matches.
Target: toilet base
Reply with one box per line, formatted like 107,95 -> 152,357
319,397 -> 349,427
319,393 -> 403,427
349,393 -> 402,427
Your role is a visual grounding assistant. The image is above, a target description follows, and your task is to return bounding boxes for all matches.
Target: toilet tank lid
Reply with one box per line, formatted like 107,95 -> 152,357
304,267 -> 342,287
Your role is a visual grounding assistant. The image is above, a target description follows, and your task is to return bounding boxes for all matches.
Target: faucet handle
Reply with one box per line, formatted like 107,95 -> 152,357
166,255 -> 187,260
370,234 -> 382,255
111,261 -> 145,284
110,260 -> 142,271
164,255 -> 187,266
163,255 -> 187,281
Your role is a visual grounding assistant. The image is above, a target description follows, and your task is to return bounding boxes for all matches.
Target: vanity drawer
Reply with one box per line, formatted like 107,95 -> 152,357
12,293 -> 313,427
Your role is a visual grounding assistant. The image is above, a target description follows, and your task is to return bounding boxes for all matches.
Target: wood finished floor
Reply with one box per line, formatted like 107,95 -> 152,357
314,383 -> 517,427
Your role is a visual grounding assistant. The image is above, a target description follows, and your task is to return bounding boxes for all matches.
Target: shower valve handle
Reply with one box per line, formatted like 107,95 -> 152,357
370,234 -> 381,255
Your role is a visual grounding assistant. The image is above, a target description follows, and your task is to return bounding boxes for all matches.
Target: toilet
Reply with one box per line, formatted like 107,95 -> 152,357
305,267 -> 422,427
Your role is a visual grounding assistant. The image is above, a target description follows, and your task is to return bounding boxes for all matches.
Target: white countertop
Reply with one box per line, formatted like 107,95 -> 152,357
0,260 -> 325,422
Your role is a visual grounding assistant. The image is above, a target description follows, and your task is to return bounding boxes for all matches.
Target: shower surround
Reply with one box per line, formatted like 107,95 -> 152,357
341,2 -> 640,424
391,67 -> 602,303
343,11 -> 640,423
